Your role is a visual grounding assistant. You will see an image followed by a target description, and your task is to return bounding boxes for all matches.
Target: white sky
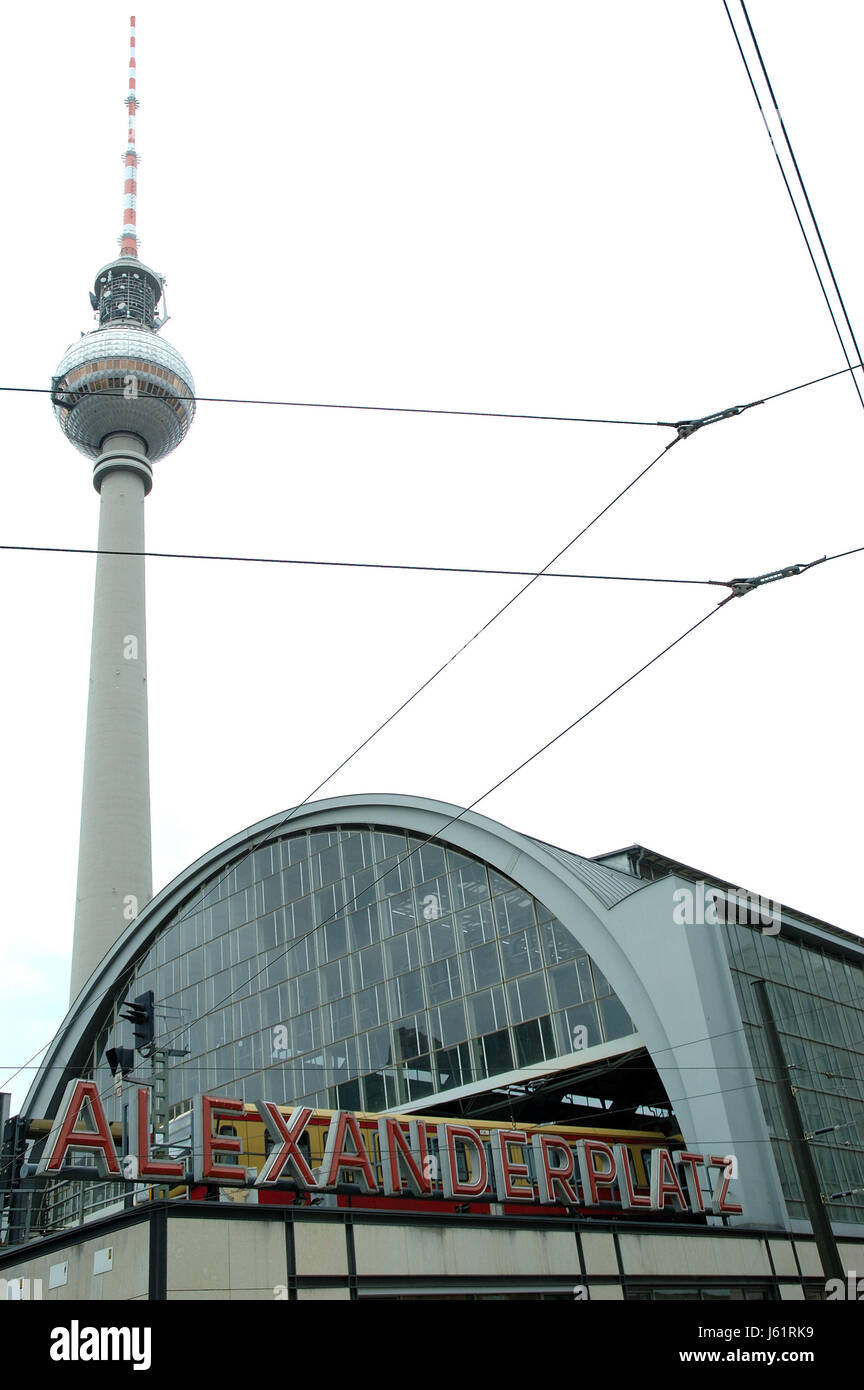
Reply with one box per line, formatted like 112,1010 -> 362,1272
1,1 -> 862,1114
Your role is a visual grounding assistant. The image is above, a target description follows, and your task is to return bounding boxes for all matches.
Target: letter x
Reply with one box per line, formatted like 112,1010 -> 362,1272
255,1103 -> 316,1187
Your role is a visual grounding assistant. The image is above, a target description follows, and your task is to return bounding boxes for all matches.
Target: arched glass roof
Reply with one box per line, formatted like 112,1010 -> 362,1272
87,822 -> 636,1121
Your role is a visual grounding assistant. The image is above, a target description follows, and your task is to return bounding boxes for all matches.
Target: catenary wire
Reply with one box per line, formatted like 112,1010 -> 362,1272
0,384 -> 661,427
3,536 -> 864,587
0,359 -> 860,419
759,364 -> 862,404
0,543 -> 716,587
722,1 -> 864,415
737,1 -> 864,393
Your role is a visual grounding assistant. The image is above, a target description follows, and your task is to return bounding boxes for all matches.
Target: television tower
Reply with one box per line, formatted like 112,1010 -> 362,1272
52,17 -> 195,1002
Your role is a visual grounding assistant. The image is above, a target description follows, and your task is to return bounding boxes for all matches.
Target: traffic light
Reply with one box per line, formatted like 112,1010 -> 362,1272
0,1114 -> 27,1199
105,1046 -> 135,1078
120,991 -> 155,1053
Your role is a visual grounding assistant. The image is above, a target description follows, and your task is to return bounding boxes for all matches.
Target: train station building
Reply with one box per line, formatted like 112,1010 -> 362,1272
2,793 -> 863,1299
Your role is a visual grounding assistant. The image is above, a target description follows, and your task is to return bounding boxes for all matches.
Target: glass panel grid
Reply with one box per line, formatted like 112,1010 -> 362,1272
102,824 -> 638,1120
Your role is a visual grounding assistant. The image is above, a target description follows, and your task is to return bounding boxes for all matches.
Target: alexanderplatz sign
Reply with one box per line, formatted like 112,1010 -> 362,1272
33,1079 -> 743,1216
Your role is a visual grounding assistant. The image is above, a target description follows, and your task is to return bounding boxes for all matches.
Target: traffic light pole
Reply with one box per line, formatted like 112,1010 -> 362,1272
149,1048 -> 171,1200
113,991 -> 186,1199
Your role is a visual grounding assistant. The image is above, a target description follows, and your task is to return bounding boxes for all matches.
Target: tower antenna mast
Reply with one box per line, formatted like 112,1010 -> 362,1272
120,15 -> 140,259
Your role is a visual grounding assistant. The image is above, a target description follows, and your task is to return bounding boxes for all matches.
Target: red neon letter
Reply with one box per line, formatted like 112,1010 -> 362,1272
321,1111 -> 378,1192
649,1148 -> 688,1211
438,1124 -> 489,1199
491,1129 -> 534,1202
36,1079 -> 120,1178
134,1088 -> 185,1180
576,1139 -> 617,1206
531,1134 -> 579,1207
255,1103 -> 316,1187
708,1155 -> 743,1214
613,1143 -> 651,1209
378,1117 -> 432,1197
193,1094 -> 246,1184
675,1152 -> 706,1213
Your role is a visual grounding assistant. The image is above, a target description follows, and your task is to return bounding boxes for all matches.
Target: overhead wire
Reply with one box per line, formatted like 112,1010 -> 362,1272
0,543 -> 718,588
0,383 -> 662,427
0,359 -> 860,421
736,0 -> 864,388
722,0 -> 864,415
1,536 -> 862,593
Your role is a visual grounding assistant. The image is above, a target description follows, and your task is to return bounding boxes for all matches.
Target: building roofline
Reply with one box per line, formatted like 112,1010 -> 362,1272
592,843 -> 863,952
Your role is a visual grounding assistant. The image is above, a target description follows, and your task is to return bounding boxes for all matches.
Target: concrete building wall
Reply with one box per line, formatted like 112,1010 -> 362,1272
2,1205 -> 858,1301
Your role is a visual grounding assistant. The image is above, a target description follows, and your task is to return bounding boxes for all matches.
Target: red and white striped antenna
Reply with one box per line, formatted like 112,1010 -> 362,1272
119,15 -> 139,258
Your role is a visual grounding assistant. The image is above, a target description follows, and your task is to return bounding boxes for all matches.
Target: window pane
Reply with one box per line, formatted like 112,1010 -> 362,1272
449,861 -> 489,909
541,918 -> 583,964
469,986 -> 506,1035
426,956 -> 462,1005
358,943 -> 385,987
467,943 -> 501,991
482,1029 -> 513,1075
500,926 -> 542,978
599,993 -> 635,1042
507,972 -> 549,1023
454,902 -> 495,949
493,888 -> 535,935
419,916 -> 456,964
556,1002 -> 601,1052
388,970 -> 424,1018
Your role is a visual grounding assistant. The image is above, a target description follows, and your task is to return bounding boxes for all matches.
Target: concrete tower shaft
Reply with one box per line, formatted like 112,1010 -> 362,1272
70,437 -> 152,1002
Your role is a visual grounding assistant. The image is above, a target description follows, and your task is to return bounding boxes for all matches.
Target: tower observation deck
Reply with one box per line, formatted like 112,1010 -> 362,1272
52,17 -> 195,1002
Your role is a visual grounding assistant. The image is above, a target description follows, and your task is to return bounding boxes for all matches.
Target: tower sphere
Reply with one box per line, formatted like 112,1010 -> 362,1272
52,327 -> 195,466
52,256 -> 195,470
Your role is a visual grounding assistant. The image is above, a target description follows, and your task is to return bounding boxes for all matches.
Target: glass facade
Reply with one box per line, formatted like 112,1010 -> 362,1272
723,919 -> 864,1226
88,824 -> 637,1121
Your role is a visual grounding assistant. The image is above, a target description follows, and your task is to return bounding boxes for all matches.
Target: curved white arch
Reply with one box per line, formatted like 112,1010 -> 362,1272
26,793 -> 785,1228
